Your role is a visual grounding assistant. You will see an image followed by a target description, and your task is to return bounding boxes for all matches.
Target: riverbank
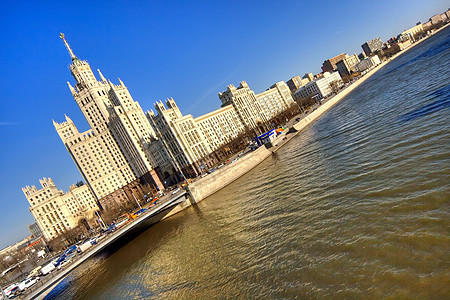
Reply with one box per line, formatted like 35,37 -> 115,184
162,23 -> 449,216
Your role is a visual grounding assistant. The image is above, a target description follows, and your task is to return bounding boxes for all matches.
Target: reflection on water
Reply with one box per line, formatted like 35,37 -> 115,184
54,27 -> 450,299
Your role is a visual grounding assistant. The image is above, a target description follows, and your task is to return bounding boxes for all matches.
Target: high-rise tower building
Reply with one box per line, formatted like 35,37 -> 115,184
54,33 -> 163,211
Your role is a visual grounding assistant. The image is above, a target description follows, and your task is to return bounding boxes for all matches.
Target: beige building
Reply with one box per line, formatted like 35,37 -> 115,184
55,34 -> 162,211
293,72 -> 343,101
195,105 -> 245,152
219,81 -> 268,130
322,53 -> 347,72
260,81 -> 296,117
336,54 -> 360,76
146,81 -> 294,182
147,99 -> 214,180
22,178 -> 99,241
354,55 -> 381,73
399,23 -> 424,41
286,76 -> 312,94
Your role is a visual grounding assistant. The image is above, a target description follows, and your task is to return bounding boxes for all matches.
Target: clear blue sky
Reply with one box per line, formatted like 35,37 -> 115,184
0,0 -> 447,249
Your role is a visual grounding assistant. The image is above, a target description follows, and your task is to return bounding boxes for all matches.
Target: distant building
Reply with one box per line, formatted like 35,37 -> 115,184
286,76 -> 303,93
423,20 -> 434,31
354,55 -> 381,73
287,76 -> 312,93
293,72 -> 343,101
22,178 -> 100,241
430,13 -> 445,24
399,23 -> 424,41
321,53 -> 347,73
303,73 -> 314,82
145,81 -> 294,182
195,105 -> 245,154
219,81 -> 269,129
146,99 -> 214,181
361,37 -> 383,56
336,54 -> 360,76
28,223 -> 43,238
263,82 -> 296,116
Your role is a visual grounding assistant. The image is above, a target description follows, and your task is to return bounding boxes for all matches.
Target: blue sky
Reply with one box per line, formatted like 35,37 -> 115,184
0,0 -> 447,249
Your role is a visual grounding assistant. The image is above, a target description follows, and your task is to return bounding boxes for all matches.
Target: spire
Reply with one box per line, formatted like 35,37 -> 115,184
59,33 -> 77,61
118,78 -> 125,86
67,81 -> 76,95
97,69 -> 107,83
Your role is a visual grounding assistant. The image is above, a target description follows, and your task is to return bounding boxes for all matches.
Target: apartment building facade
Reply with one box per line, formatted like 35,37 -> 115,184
22,178 -> 99,241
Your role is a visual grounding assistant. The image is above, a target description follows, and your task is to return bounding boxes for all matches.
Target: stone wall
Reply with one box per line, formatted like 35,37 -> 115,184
189,145 -> 272,202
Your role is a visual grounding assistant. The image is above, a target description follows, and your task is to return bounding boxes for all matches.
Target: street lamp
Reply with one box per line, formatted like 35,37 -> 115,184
130,188 -> 142,210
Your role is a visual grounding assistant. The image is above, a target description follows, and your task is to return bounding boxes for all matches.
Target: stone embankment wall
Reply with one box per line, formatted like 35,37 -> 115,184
188,60 -> 391,203
167,26 -> 446,207
189,145 -> 273,203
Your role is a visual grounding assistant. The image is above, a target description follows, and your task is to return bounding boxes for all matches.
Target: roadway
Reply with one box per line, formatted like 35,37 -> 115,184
22,191 -> 189,300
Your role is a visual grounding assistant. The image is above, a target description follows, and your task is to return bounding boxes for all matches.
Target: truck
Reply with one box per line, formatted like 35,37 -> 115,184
78,240 -> 93,253
40,262 -> 56,275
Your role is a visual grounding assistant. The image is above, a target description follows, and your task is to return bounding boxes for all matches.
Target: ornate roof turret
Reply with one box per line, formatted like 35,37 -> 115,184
67,81 -> 77,95
97,69 -> 107,83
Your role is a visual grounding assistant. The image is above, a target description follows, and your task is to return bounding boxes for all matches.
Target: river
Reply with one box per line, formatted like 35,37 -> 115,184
49,26 -> 449,299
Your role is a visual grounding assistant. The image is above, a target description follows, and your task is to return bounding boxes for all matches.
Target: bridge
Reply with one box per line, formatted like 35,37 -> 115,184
23,191 -> 190,300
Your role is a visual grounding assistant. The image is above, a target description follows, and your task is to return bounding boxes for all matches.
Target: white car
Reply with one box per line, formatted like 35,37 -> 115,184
18,277 -> 39,291
171,188 -> 181,195
57,259 -> 72,270
4,284 -> 19,297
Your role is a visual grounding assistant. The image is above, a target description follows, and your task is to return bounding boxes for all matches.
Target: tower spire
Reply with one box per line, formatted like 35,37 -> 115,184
97,69 -> 107,83
59,33 -> 77,61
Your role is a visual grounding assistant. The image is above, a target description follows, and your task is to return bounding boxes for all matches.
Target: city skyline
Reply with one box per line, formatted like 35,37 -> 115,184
0,0 -> 447,249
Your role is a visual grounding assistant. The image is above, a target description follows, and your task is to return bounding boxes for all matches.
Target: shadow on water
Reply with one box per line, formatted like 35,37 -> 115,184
399,84 -> 450,123
43,205 -> 193,299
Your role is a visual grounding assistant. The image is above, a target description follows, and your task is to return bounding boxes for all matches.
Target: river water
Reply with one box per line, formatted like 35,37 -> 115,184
51,27 -> 449,299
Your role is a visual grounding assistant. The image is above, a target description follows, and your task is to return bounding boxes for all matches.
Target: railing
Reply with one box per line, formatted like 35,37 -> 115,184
19,192 -> 188,300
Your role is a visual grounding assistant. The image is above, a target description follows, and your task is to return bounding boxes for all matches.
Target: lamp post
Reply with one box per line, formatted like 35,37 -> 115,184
131,188 -> 142,210
95,211 -> 106,229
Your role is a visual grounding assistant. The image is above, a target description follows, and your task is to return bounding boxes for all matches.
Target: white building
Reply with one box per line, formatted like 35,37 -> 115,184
22,178 -> 99,241
355,55 -> 381,73
146,81 -> 295,183
55,34 -> 163,211
147,99 -> 214,180
219,81 -> 268,130
195,105 -> 245,152
258,81 -> 295,118
293,72 -> 343,101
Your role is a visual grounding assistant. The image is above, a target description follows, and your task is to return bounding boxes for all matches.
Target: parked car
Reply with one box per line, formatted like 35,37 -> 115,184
4,284 -> 19,298
57,259 -> 72,270
18,277 -> 39,291
29,266 -> 42,278
171,188 -> 181,195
